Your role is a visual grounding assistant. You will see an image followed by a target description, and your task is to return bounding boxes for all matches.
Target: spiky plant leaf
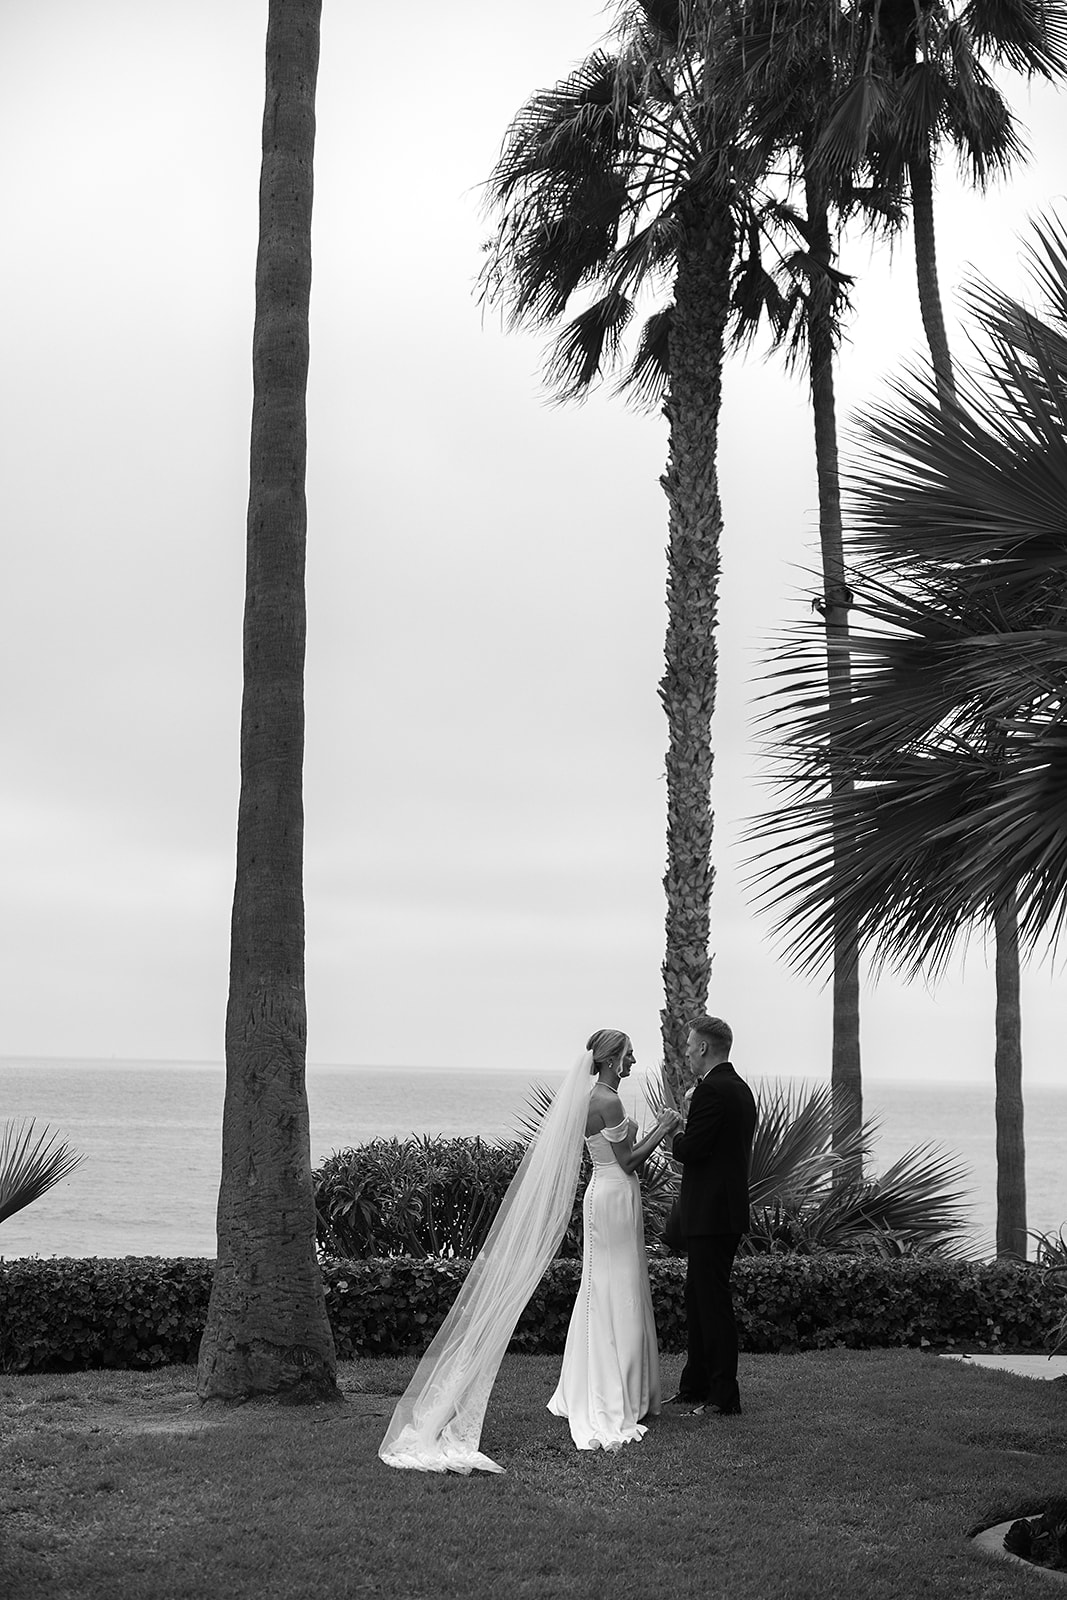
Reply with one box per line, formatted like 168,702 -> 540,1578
745,212 -> 1067,980
0,1119 -> 83,1225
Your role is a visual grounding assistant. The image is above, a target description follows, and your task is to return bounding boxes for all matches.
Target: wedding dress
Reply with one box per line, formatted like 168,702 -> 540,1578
547,1116 -> 660,1450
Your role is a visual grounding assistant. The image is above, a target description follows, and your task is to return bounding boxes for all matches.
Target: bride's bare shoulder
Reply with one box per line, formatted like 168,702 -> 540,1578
586,1084 -> 624,1134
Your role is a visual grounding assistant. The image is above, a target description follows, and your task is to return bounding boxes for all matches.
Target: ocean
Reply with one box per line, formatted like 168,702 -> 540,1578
1,1058 -> 1064,1262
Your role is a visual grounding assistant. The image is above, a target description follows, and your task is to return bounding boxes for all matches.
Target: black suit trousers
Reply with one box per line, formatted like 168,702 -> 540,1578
678,1233 -> 742,1410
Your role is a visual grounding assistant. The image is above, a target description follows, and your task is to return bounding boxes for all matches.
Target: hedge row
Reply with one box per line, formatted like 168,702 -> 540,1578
0,1254 -> 1062,1374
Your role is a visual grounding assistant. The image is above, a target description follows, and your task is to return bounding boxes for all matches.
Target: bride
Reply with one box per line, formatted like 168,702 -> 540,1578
547,1028 -> 679,1450
378,1028 -> 679,1473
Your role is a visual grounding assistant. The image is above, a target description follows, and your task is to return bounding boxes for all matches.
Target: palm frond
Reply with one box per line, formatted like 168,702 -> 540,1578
616,305 -> 673,407
846,348 -> 1067,585
800,1143 -> 974,1256
0,1119 -> 83,1225
488,53 -> 630,202
481,171 -> 632,330
943,59 -> 1025,181
545,290 -> 635,398
815,72 -> 892,174
747,1079 -> 874,1207
624,0 -> 683,51
894,62 -> 949,162
960,0 -> 1067,77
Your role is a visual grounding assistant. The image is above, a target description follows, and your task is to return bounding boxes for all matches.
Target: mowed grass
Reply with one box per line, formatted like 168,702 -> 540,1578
1,1350 -> 1065,1600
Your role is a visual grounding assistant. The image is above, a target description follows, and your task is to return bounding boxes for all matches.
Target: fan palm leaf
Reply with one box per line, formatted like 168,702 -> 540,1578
746,211 -> 1067,978
0,1119 -> 83,1226
643,1070 -> 968,1254
792,1143 -> 973,1256
962,0 -> 1067,76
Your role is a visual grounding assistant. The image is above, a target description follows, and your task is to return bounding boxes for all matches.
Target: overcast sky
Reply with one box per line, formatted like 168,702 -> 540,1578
1,1 -> 1063,1084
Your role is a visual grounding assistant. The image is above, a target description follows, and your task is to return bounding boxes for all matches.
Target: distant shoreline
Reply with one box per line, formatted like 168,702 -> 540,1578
4,1055 -> 1065,1089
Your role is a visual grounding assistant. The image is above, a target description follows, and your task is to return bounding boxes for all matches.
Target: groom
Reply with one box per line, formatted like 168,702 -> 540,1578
669,1015 -> 757,1416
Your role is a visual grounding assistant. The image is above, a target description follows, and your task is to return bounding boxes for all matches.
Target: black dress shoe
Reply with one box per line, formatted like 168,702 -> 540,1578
690,1402 -> 742,1417
665,1391 -> 703,1405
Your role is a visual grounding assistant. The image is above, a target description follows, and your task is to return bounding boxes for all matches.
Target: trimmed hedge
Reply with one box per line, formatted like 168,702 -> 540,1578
0,1257 -> 213,1373
0,1254 -> 1062,1373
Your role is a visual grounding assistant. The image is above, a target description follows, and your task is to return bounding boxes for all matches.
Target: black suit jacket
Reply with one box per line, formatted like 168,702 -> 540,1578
671,1063 -> 757,1237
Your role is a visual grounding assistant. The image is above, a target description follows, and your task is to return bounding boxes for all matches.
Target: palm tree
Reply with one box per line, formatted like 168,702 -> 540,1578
197,0 -> 338,1402
750,0 -> 1064,1171
745,214 -> 1067,1258
816,0 -> 1067,406
0,1120 -> 82,1225
732,0 -> 885,1175
814,0 -> 1067,1233
731,0 -> 1062,1185
481,2 -> 776,1098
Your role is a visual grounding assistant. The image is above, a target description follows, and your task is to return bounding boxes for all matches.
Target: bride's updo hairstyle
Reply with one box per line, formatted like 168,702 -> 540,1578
586,1028 -> 630,1074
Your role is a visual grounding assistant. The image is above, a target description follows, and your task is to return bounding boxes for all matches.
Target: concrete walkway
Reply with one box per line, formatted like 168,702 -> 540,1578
940,1352 -> 1067,1380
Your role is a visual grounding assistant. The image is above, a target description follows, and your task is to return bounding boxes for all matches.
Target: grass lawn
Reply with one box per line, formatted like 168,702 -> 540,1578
1,1349 -> 1065,1599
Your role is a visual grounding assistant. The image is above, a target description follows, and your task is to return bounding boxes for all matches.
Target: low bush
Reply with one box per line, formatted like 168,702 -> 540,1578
0,1256 -> 212,1372
312,1136 -> 674,1260
2,1253 -> 1064,1372
313,1138 -> 529,1260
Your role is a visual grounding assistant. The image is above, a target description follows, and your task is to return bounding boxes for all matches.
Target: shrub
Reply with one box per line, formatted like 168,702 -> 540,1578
1,1253 -> 1062,1372
313,1137 -> 527,1260
649,1076 -> 973,1259
315,1080 -> 973,1270
0,1256 -> 212,1372
312,1135 -> 674,1261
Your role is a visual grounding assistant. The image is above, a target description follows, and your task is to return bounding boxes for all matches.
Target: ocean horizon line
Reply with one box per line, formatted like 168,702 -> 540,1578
1,1054 -> 1065,1092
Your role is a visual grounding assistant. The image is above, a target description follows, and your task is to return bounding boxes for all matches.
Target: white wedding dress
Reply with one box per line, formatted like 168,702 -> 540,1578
547,1117 -> 661,1450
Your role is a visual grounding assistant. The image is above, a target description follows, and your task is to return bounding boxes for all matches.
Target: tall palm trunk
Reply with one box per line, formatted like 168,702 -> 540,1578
198,0 -> 339,1402
909,156 -> 955,409
910,155 -> 1028,1257
993,887 -> 1026,1258
659,199 -> 735,1099
804,162 -> 862,1180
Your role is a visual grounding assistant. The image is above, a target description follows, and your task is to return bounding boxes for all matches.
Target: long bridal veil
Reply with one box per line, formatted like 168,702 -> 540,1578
378,1048 -> 593,1474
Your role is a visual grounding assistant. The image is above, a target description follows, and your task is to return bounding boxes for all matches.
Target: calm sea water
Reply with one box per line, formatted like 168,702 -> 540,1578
1,1058 -> 1064,1262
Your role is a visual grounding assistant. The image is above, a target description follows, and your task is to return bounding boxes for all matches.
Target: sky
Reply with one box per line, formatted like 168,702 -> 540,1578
1,0 -> 1064,1084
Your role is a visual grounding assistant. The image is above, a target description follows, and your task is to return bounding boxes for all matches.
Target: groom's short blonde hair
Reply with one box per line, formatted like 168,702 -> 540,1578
690,1015 -> 733,1054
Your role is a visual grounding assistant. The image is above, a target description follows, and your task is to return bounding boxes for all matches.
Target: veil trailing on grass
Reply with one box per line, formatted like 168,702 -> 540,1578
378,1048 -> 593,1474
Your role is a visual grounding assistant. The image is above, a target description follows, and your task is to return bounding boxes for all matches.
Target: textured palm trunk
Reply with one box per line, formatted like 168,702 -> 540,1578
804,165 -> 862,1181
198,0 -> 338,1403
909,156 -> 955,408
659,200 -> 735,1101
994,888 -> 1027,1260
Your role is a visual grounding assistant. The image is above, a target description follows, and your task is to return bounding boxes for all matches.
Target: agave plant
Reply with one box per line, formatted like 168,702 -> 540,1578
1044,1267 -> 1067,1356
0,1119 -> 83,1225
1031,1226 -> 1067,1269
646,1071 -> 972,1256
